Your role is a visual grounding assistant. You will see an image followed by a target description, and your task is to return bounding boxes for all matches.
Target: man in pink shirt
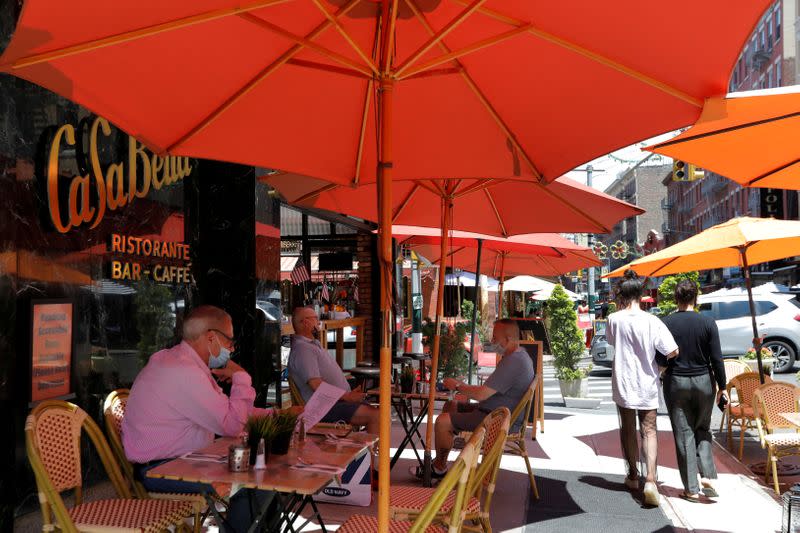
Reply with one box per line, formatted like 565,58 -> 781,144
123,305 -> 269,531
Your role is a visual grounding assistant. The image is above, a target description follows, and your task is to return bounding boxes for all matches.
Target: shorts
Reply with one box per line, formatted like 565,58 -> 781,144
321,400 -> 362,424
450,402 -> 490,433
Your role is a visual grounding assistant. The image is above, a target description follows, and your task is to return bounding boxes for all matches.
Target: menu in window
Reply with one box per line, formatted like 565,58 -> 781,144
31,302 -> 72,402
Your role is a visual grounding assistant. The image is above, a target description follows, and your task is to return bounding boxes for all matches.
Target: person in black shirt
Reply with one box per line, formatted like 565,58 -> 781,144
661,280 -> 727,502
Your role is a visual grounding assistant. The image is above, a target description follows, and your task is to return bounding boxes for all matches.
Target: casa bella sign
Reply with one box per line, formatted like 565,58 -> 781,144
45,116 -> 193,233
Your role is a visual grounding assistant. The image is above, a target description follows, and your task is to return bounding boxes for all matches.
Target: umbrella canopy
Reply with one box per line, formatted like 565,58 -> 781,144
488,274 -> 577,300
266,173 -> 644,235
395,226 -> 600,278
605,216 -> 800,381
645,86 -> 800,189
444,271 -> 499,288
0,1 -> 768,186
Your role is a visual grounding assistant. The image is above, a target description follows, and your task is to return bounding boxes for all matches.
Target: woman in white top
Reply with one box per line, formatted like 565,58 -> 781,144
607,270 -> 678,507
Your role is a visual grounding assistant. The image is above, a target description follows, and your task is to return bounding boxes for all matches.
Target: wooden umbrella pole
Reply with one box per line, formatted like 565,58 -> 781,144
498,253 -> 506,318
424,188 -> 452,486
376,2 -> 397,527
740,248 -> 765,383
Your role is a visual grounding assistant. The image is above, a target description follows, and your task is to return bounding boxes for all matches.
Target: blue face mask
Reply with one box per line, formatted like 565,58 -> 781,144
209,336 -> 232,369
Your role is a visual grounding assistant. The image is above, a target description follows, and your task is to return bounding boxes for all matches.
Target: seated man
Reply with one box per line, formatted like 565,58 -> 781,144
417,318 -> 534,478
288,306 -> 379,434
123,305 -> 277,532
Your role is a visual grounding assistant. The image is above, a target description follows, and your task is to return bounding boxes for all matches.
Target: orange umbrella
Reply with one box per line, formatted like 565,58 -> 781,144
606,216 -> 800,381
266,173 -> 643,235
0,1 -> 770,516
645,86 -> 800,189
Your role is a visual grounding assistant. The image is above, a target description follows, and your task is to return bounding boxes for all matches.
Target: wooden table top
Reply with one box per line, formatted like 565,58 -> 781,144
366,388 -> 451,401
147,433 -> 377,495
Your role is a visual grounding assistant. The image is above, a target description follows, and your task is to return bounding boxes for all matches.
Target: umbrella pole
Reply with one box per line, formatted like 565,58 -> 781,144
468,238 -> 484,384
424,190 -> 452,486
740,249 -> 765,383
498,254 -> 506,318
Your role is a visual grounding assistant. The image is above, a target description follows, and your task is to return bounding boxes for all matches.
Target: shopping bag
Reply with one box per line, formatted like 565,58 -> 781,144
313,452 -> 372,506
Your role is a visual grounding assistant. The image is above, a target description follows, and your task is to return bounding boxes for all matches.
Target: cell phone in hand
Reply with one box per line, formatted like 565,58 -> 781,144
717,395 -> 728,412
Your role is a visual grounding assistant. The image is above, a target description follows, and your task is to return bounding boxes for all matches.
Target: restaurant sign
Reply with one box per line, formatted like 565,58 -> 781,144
45,117 -> 192,233
760,188 -> 784,219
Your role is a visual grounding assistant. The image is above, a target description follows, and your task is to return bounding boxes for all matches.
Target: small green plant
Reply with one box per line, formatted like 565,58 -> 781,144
272,410 -> 299,436
421,320 -> 470,379
547,284 -> 590,381
246,414 -> 277,447
657,272 -> 699,316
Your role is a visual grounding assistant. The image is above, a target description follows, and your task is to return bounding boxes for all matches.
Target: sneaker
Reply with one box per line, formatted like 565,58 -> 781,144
623,476 -> 639,491
409,465 -> 446,480
643,481 -> 660,507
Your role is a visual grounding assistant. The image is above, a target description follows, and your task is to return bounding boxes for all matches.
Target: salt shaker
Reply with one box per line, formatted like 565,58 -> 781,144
254,438 -> 266,470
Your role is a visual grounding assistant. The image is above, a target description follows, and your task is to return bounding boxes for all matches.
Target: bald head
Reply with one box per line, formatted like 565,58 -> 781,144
183,305 -> 231,340
491,319 -> 520,356
292,306 -> 319,338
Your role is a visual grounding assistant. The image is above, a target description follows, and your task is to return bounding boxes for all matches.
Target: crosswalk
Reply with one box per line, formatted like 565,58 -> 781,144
541,364 -> 615,406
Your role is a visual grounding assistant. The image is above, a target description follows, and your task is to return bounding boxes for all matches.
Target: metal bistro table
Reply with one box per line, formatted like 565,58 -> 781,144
367,388 -> 450,470
147,431 -> 377,533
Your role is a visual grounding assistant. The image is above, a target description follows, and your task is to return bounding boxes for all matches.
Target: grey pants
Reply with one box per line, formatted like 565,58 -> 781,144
663,372 -> 718,494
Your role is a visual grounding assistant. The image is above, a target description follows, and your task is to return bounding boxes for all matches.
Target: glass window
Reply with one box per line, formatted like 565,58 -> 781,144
776,60 -> 782,86
755,301 -> 778,315
716,301 -> 751,320
776,7 -> 781,39
697,302 -> 715,318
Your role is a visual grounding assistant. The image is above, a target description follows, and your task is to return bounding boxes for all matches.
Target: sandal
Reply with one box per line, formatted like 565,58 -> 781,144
700,478 -> 719,497
680,492 -> 702,503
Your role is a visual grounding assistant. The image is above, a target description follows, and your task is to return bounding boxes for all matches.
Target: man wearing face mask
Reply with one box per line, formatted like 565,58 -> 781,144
288,306 -> 379,433
123,305 -> 266,482
414,319 -> 534,479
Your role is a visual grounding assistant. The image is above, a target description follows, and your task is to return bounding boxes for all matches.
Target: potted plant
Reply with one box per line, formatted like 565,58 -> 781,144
400,364 -> 416,393
547,285 -> 597,408
270,410 -> 298,455
739,346 -> 775,374
245,414 -> 276,465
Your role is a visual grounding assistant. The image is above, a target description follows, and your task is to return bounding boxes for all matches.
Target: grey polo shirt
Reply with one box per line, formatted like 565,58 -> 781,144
479,347 -> 535,414
287,334 -> 351,402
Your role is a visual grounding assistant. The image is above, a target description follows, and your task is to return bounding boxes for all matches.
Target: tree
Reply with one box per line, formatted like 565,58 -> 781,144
547,284 -> 589,381
657,272 -> 699,317
421,319 -> 470,379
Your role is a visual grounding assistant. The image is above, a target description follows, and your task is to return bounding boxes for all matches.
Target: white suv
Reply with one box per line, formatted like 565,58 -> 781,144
697,293 -> 800,373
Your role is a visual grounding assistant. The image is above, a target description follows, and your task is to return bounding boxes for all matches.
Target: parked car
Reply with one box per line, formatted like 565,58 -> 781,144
590,331 -> 614,368
697,292 -> 800,373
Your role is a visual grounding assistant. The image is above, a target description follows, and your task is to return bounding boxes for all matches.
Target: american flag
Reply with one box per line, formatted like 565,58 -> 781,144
321,281 -> 330,301
290,258 -> 310,285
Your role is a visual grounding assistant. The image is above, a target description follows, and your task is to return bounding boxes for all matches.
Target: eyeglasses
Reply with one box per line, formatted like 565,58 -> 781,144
209,328 -> 237,349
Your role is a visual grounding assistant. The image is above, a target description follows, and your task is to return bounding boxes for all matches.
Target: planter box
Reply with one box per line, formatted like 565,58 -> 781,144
558,378 -> 588,399
564,397 -> 602,409
741,358 -> 775,375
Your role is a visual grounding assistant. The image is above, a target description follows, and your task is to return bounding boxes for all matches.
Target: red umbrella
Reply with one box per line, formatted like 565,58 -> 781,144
265,173 -> 643,235
0,0 -> 770,516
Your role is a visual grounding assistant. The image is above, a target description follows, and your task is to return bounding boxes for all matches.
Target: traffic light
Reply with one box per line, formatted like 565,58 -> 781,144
672,160 -> 705,181
687,164 -> 704,181
672,160 -> 687,181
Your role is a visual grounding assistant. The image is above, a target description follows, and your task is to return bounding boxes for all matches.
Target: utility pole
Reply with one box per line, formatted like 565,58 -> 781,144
573,165 -> 605,310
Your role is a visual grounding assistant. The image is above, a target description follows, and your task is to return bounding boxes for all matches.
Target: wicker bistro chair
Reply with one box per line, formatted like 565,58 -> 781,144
288,376 -> 305,407
338,427 -> 485,533
26,400 -> 196,533
753,383 -> 800,494
503,379 -> 540,499
718,360 -> 753,433
727,373 -> 773,460
389,407 -> 511,533
102,389 -> 212,525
